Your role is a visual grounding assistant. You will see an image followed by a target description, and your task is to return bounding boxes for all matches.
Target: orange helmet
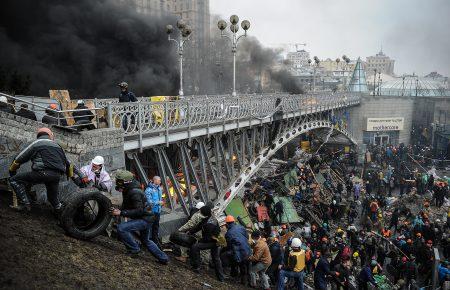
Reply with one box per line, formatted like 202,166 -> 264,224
225,215 -> 235,223
37,127 -> 54,140
407,239 -> 412,244
49,103 -> 58,110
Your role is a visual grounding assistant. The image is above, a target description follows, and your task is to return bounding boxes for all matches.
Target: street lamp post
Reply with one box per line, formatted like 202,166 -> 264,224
312,56 -> 320,92
166,20 -> 192,98
217,15 -> 250,97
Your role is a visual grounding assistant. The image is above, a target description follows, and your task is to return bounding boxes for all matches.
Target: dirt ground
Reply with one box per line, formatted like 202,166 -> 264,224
0,192 -> 249,290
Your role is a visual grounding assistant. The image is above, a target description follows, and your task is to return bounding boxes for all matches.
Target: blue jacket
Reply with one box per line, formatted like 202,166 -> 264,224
438,264 -> 450,282
144,183 -> 162,214
225,223 -> 251,263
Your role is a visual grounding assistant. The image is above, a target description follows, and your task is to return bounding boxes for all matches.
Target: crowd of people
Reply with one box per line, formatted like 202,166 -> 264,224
6,119 -> 450,289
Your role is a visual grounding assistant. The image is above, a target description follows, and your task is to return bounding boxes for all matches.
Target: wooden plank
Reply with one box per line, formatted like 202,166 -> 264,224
49,89 -> 75,125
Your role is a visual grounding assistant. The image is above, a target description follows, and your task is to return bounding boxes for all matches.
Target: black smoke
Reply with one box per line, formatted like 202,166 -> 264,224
204,23 -> 304,95
0,0 -> 179,97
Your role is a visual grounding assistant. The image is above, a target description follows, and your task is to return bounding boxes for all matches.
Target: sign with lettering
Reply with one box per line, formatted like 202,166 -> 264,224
366,117 -> 404,131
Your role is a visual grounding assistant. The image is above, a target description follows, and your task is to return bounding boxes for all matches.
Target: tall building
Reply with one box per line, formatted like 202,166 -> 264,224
287,49 -> 310,69
123,0 -> 210,94
365,49 -> 395,76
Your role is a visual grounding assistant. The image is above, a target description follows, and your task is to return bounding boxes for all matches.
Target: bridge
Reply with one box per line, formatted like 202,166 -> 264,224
103,92 -> 360,217
1,91 -> 360,228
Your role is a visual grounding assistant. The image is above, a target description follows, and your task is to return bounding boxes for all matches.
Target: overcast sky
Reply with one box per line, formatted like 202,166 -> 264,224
210,0 -> 450,77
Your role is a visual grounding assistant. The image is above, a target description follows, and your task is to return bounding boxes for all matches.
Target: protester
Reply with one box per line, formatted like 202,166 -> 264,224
277,237 -> 305,290
112,170 -> 169,264
80,156 -> 112,192
144,176 -> 163,247
8,127 -> 86,213
15,103 -> 37,121
221,215 -> 251,286
248,230 -> 271,289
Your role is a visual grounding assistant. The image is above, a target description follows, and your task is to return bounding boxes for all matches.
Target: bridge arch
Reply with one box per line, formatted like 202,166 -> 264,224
214,118 -> 356,213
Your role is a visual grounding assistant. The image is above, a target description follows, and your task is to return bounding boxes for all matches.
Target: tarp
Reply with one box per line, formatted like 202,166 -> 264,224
225,197 -> 253,227
273,196 -> 302,223
315,172 -> 326,185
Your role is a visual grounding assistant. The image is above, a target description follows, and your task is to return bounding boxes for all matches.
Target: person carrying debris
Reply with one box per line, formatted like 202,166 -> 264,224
42,104 -> 68,126
72,99 -> 95,130
144,176 -> 163,247
277,237 -> 306,290
186,205 -> 225,281
80,156 -> 112,192
248,230 -> 272,289
111,170 -> 169,264
221,215 -> 251,286
8,127 -> 86,214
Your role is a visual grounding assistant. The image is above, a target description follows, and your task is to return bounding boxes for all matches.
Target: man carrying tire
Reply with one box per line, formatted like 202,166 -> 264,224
8,127 -> 85,214
111,170 -> 169,264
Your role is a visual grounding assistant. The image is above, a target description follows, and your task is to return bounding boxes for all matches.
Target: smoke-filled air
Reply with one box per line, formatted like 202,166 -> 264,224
0,0 -> 179,97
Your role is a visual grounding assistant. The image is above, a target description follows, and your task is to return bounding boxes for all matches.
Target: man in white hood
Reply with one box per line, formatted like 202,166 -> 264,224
80,156 -> 112,192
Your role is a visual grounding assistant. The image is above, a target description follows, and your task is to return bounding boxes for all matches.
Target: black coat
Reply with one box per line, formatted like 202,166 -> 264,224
121,181 -> 153,222
72,104 -> 94,124
16,108 -> 37,121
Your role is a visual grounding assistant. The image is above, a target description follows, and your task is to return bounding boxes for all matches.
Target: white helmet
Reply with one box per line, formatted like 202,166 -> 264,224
195,201 -> 205,209
0,96 -> 7,103
77,99 -> 85,105
92,156 -> 105,166
291,237 -> 302,248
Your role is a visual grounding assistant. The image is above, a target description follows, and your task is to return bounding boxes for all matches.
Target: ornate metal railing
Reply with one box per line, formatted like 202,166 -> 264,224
107,93 -> 360,139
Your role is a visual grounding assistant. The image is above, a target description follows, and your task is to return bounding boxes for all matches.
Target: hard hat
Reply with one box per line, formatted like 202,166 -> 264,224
407,239 -> 412,244
401,256 -> 407,263
0,96 -> 6,103
291,238 -> 302,248
37,127 -> 54,140
225,215 -> 235,223
371,260 -> 377,266
118,81 -> 128,88
353,252 -> 359,258
333,200 -> 337,205
92,156 -> 104,166
77,99 -> 85,105
195,201 -> 205,209
49,103 -> 58,110
378,213 -> 382,218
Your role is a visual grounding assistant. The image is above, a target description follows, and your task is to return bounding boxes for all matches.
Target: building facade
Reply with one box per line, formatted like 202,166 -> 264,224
287,49 -> 310,70
365,50 -> 395,76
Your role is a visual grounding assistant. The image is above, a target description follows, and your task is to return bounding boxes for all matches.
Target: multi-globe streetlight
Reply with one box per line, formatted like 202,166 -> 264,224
217,15 -> 250,97
166,20 -> 192,98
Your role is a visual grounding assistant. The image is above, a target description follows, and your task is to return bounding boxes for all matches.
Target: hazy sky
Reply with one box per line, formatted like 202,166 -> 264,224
210,0 -> 450,77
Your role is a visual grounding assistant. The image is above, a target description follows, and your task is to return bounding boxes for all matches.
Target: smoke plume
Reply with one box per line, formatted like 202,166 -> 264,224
0,0 -> 179,97
203,21 -> 304,95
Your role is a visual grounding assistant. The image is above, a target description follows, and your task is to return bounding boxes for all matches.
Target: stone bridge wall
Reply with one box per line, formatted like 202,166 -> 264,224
0,111 -> 125,198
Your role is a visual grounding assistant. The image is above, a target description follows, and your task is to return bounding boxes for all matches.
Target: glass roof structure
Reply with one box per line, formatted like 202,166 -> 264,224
376,75 -> 450,97
348,58 -> 368,92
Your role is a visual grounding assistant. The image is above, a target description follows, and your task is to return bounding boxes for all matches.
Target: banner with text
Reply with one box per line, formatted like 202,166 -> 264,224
366,117 -> 404,131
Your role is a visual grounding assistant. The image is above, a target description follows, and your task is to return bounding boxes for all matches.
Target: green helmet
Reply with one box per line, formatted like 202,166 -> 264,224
115,170 -> 134,189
